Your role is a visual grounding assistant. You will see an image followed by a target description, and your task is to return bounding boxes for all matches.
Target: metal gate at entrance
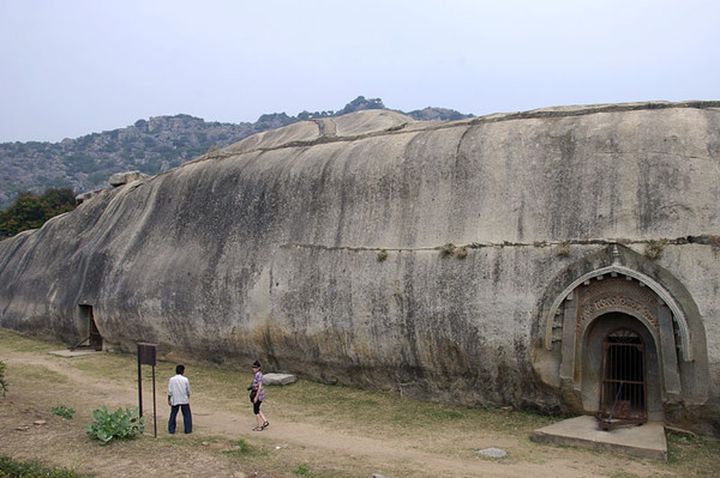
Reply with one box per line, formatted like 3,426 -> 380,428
598,328 -> 647,430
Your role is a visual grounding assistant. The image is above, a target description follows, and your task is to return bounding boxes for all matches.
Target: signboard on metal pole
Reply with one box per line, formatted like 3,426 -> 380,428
136,342 -> 158,438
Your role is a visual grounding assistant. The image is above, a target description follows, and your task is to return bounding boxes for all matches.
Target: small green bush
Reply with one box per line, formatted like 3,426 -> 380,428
376,249 -> 388,262
223,438 -> 256,457
86,405 -> 144,445
293,463 -> 316,478
0,361 -> 7,396
52,405 -> 76,419
0,454 -> 82,478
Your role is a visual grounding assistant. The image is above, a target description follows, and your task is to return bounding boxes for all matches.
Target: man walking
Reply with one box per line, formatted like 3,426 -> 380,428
168,364 -> 192,434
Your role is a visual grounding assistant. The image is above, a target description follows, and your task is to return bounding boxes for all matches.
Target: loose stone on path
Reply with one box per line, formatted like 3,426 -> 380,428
263,373 -> 297,385
477,447 -> 508,458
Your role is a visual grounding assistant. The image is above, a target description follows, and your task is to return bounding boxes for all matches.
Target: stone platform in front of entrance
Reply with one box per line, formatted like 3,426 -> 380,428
49,349 -> 103,358
531,415 -> 667,460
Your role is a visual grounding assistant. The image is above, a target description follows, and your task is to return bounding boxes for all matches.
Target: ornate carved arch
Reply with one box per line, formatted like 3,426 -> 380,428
533,243 -> 710,417
543,262 -> 692,361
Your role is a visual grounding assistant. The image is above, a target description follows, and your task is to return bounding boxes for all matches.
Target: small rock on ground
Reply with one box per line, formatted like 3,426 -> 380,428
478,447 -> 507,458
263,373 -> 297,385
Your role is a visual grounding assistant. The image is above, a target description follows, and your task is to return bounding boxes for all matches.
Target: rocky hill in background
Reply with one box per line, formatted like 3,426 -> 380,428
0,97 -> 472,208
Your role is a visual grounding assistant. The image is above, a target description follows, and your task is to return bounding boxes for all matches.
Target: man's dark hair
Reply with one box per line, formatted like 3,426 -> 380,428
176,364 -> 185,375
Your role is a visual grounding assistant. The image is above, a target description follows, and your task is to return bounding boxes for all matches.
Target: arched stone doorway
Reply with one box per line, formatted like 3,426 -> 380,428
532,244 -> 710,427
582,313 -> 662,421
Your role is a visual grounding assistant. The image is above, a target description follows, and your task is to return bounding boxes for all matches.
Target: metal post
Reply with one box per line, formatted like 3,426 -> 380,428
138,353 -> 143,417
137,342 -> 158,437
152,364 -> 157,438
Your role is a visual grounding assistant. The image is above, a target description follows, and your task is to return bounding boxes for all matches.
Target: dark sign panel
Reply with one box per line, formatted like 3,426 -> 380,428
137,342 -> 157,366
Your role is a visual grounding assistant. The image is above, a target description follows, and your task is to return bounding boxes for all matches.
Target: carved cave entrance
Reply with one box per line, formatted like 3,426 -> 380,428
542,268 -> 678,422
582,309 -> 660,422
537,245 -> 711,429
79,304 -> 103,351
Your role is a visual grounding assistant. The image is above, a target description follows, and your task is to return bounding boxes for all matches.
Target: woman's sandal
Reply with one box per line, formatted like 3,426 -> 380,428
252,426 -> 264,431
262,421 -> 270,429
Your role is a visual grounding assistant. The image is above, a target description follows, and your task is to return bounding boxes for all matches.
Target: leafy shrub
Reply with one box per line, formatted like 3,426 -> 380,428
376,249 -> 388,262
52,405 -> 75,419
86,406 -> 144,445
0,361 -> 7,397
0,454 -> 82,478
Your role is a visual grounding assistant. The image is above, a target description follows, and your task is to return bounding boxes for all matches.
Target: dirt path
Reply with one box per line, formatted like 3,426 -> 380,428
0,346 -> 707,477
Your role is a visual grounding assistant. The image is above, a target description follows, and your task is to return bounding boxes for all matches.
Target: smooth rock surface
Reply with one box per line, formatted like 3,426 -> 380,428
108,170 -> 148,187
1,103 -> 719,434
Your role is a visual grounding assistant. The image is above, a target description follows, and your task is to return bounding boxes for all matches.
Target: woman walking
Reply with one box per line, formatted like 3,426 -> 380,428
250,360 -> 269,431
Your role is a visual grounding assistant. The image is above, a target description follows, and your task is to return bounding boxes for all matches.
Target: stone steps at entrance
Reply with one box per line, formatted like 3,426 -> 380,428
531,415 -> 667,461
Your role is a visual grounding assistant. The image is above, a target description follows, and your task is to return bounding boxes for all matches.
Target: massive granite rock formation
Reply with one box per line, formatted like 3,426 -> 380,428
1,103 -> 719,434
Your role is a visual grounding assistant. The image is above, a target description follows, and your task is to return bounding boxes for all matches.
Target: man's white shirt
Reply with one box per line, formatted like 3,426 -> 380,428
168,374 -> 191,405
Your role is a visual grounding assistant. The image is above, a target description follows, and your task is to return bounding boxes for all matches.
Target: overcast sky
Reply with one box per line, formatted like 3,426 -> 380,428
0,0 -> 718,142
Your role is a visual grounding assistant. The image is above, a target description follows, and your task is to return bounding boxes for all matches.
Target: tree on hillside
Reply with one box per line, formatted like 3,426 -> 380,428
0,188 -> 76,239
336,96 -> 385,116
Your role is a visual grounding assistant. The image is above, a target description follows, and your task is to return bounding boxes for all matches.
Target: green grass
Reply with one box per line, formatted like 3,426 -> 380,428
0,328 -> 65,353
222,438 -> 261,457
293,463 -> 320,478
290,462 -> 342,478
51,405 -> 76,419
270,379 -> 553,438
73,352 -> 148,383
0,454 -> 86,478
4,329 -> 720,476
665,432 -> 720,476
10,364 -> 69,384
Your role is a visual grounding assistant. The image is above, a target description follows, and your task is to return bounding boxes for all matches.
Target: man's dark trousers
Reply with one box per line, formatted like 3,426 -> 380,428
168,404 -> 192,434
